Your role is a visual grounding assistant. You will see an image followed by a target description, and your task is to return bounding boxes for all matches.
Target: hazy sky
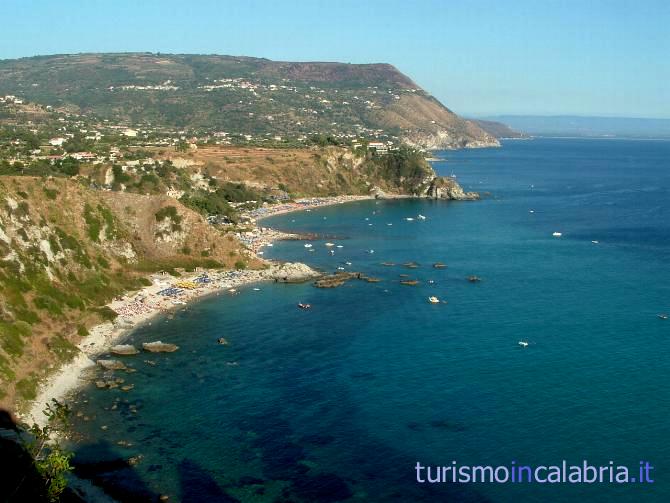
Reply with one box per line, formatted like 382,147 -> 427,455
2,0 -> 668,118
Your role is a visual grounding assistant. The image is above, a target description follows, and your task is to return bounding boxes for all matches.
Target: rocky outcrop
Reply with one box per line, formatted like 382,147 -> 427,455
97,359 -> 128,371
110,344 -> 139,355
264,262 -> 320,283
142,341 -> 179,353
424,177 -> 479,201
403,129 -> 500,151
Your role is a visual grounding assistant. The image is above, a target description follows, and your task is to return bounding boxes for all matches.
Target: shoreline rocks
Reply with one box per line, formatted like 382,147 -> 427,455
142,341 -> 179,353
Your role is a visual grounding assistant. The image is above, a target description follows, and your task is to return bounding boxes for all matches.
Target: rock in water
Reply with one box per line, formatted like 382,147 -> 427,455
97,359 -> 128,370
142,341 -> 179,353
267,262 -> 321,283
110,344 -> 139,355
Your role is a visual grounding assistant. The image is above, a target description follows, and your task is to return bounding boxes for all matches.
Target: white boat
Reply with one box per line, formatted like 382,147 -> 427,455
417,215 -> 426,220
257,251 -> 264,255
387,223 -> 393,226
266,243 -> 273,247
592,240 -> 599,244
529,210 -> 535,213
405,217 -> 414,221
325,242 -> 335,247
552,232 -> 562,237
336,245 -> 343,248
428,296 -> 440,304
345,261 -> 352,265
337,266 -> 345,271
518,341 -> 529,348
329,250 -> 335,255
367,250 -> 375,254
253,288 -> 261,291
304,243 -> 313,248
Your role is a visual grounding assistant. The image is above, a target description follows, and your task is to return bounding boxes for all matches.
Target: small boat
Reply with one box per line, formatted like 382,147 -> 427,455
304,243 -> 313,248
345,261 -> 352,265
552,232 -> 562,237
253,288 -> 261,291
336,245 -> 343,248
228,288 -> 237,293
592,240 -> 599,244
405,217 -> 415,221
266,243 -> 273,247
467,276 -> 481,283
428,296 -> 440,304
529,210 -> 535,213
403,262 -> 419,269
325,242 -> 335,247
433,262 -> 448,269
658,314 -> 669,320
257,251 -> 264,255
518,341 -> 529,348
367,249 -> 375,254
329,250 -> 335,255
387,223 -> 393,226
298,303 -> 311,310
417,215 -> 426,220
400,280 -> 419,286
428,280 -> 435,284
337,266 -> 345,271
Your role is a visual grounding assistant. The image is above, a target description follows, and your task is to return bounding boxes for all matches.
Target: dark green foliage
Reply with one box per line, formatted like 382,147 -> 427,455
43,187 -> 59,200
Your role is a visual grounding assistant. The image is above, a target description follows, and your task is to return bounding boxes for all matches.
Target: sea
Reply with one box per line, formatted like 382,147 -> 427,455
67,138 -> 670,502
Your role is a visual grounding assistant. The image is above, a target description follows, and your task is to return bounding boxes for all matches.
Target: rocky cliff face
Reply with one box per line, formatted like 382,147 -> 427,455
0,177 -> 256,407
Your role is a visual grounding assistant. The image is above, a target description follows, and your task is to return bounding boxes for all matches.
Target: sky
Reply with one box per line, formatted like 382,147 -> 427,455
1,0 -> 668,118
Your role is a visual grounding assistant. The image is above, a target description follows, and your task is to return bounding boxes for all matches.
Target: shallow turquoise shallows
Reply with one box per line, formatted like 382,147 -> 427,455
69,138 -> 670,502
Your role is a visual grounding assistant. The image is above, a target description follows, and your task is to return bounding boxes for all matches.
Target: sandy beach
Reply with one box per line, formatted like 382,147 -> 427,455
23,195 -> 372,428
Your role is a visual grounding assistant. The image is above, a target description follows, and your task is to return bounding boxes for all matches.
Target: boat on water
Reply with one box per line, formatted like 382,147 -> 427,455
428,296 -> 440,304
337,266 -> 345,271
592,240 -> 599,244
400,280 -> 419,286
552,232 -> 562,237
658,314 -> 669,320
336,245 -> 343,248
298,303 -> 311,310
417,215 -> 426,220
467,275 -> 481,283
325,242 -> 335,247
518,341 -> 529,348
304,243 -> 313,248
253,288 -> 261,291
433,262 -> 448,269
405,217 -> 415,221
329,250 -> 335,255
345,261 -> 352,265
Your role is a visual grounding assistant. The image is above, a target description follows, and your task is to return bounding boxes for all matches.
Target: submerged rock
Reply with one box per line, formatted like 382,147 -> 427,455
142,341 -> 179,353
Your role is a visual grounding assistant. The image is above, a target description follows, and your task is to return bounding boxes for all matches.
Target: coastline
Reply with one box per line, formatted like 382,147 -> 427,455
23,195 -> 372,428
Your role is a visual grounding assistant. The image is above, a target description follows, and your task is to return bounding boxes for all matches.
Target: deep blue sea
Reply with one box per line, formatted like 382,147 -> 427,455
69,138 -> 670,502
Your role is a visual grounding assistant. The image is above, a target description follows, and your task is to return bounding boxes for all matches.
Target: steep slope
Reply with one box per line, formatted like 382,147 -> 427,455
0,53 -> 498,149
0,176 -> 257,407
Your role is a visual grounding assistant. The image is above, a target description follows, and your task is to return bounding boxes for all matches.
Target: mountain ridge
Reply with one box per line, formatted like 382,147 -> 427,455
0,52 -> 499,150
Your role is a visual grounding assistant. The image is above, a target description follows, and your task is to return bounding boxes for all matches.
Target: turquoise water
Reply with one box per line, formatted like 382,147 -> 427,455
69,139 -> 670,502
